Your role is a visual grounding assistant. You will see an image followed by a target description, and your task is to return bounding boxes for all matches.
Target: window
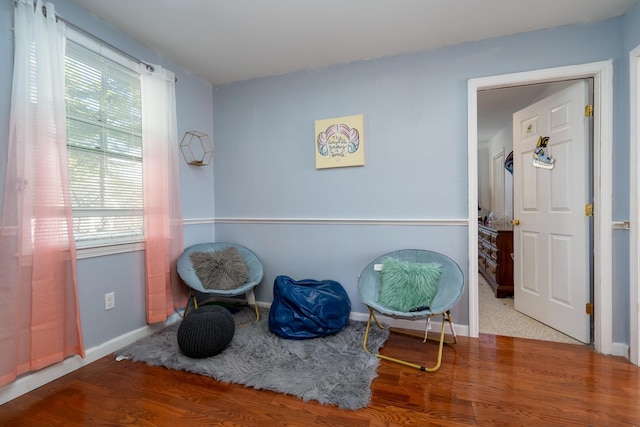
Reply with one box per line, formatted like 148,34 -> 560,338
64,31 -> 143,248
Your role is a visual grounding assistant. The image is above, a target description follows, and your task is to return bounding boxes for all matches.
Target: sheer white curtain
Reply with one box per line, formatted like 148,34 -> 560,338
141,65 -> 186,323
0,0 -> 84,387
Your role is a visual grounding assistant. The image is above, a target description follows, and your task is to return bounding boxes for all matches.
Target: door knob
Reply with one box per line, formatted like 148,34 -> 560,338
510,219 -> 520,225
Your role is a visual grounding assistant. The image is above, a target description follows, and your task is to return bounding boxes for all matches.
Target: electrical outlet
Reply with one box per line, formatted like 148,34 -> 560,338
105,292 -> 115,310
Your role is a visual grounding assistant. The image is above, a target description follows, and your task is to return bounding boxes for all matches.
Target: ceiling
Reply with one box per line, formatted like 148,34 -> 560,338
71,0 -> 637,142
477,82 -> 574,144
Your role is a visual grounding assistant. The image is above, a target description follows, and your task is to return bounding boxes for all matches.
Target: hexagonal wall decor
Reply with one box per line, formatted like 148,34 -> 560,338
180,131 -> 212,166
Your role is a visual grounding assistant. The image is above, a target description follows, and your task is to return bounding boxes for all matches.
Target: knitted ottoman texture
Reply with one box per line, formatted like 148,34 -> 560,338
177,305 -> 235,358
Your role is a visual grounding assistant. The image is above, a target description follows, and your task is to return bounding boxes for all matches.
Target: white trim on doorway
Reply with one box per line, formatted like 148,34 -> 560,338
629,45 -> 640,365
467,60 -> 614,355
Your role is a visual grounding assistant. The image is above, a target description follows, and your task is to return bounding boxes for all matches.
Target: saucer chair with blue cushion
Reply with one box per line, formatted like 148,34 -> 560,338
177,242 -> 264,320
358,249 -> 464,372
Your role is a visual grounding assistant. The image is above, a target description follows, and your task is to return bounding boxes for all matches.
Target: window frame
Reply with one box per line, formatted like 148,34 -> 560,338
65,29 -> 146,257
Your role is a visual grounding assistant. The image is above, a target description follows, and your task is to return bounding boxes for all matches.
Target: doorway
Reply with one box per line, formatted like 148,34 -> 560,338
477,80 -> 593,344
467,61 -> 614,355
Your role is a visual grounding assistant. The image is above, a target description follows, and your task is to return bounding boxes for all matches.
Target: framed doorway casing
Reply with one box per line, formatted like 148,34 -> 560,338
467,60 -> 613,355
629,45 -> 640,365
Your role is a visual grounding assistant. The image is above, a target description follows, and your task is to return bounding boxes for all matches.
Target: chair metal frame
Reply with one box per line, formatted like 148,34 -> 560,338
362,307 -> 458,372
358,249 -> 464,372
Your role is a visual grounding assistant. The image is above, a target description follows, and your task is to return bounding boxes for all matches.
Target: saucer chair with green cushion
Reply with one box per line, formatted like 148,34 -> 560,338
177,242 -> 264,320
358,249 -> 464,372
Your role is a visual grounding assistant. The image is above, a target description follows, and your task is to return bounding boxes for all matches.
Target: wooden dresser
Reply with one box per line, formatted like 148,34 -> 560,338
478,223 -> 514,298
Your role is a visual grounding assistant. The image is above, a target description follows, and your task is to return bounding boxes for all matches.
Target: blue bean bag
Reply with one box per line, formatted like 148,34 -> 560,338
268,275 -> 351,339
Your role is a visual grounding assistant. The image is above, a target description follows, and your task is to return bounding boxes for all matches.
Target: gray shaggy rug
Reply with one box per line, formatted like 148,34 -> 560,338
116,306 -> 389,410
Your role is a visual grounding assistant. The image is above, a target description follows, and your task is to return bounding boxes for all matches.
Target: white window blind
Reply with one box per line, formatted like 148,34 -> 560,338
65,34 -> 143,248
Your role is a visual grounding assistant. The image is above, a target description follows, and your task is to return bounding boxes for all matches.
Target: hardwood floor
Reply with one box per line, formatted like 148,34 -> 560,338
1,331 -> 639,426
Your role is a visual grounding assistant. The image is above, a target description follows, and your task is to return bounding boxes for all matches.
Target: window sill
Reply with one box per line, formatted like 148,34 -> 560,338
76,241 -> 145,259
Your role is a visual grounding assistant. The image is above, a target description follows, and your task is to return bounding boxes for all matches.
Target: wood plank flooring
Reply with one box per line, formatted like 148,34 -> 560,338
1,331 -> 639,426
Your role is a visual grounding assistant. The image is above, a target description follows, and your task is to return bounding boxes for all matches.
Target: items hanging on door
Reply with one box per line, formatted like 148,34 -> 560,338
504,151 -> 513,174
532,136 -> 555,169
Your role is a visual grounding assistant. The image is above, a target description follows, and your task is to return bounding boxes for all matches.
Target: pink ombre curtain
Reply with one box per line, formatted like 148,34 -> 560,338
0,0 -> 84,387
141,65 -> 186,324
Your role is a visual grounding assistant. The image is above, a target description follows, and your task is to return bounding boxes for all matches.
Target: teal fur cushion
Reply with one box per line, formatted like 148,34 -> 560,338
378,259 -> 442,312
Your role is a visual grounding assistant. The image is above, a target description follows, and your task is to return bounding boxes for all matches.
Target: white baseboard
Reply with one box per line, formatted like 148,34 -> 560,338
611,342 -> 630,359
0,313 -> 182,405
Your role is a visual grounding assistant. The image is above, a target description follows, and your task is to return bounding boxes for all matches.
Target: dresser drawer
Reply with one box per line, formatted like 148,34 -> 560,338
485,258 -> 497,281
480,240 -> 493,254
478,224 -> 514,298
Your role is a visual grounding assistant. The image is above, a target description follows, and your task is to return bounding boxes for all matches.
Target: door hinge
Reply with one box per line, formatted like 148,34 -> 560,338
585,104 -> 593,117
585,203 -> 593,217
586,303 -> 594,315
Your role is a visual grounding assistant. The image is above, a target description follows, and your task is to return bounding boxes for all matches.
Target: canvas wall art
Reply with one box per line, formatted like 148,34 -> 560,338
315,114 -> 364,169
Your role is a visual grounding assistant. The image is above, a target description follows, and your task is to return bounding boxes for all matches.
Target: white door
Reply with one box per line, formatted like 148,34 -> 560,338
512,81 -> 591,343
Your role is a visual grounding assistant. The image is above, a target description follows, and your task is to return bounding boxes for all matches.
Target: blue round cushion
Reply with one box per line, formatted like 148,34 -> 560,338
177,305 -> 235,358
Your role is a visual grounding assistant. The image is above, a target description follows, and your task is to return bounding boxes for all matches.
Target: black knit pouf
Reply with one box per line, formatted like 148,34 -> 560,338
177,305 -> 235,358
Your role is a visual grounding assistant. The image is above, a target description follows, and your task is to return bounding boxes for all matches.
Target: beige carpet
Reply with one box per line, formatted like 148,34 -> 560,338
479,275 -> 582,345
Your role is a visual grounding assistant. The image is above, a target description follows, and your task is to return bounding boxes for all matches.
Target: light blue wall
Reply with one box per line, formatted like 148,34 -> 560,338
625,2 -> 640,50
0,0 -> 215,348
218,223 -> 468,319
212,18 -> 629,333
